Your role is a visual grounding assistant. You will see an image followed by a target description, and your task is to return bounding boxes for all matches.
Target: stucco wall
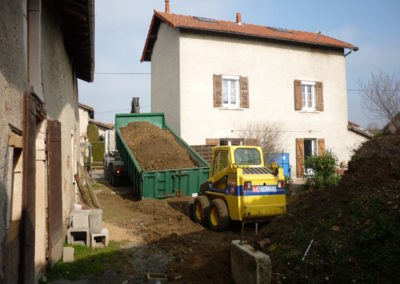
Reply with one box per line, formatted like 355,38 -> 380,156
154,29 -> 368,180
41,0 -> 79,225
0,0 -> 27,281
151,23 -> 181,134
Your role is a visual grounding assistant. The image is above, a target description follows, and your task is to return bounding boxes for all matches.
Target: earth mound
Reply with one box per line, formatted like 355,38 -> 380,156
119,122 -> 198,171
259,133 -> 400,283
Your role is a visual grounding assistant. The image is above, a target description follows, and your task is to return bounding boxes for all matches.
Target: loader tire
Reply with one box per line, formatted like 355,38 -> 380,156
208,199 -> 230,232
193,196 -> 210,226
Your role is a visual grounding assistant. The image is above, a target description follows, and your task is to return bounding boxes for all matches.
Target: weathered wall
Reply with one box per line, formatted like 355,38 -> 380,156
0,0 -> 27,282
173,31 -> 368,179
41,0 -> 79,227
151,23 -> 181,134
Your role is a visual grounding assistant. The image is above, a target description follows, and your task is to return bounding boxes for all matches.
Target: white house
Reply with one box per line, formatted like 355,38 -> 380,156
79,102 -> 95,140
141,4 -> 370,181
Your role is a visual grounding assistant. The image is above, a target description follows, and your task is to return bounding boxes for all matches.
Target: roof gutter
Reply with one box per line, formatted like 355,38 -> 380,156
344,46 -> 358,57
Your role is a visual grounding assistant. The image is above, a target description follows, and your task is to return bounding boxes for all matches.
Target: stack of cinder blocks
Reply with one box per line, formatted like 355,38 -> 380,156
67,209 -> 109,248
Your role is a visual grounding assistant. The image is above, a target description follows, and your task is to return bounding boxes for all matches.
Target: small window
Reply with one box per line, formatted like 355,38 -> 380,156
301,81 -> 315,111
222,76 -> 239,108
234,148 -> 261,165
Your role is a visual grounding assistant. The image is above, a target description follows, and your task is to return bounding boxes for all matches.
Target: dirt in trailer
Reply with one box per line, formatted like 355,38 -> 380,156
119,122 -> 199,171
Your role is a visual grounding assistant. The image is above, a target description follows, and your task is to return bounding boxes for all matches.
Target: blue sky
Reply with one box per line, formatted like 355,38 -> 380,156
79,0 -> 400,127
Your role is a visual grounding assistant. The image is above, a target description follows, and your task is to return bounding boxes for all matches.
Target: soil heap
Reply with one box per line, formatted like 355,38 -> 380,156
119,121 -> 198,171
259,133 -> 400,283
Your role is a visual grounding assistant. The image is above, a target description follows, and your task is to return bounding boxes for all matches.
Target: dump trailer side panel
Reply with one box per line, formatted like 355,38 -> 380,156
115,113 -> 210,199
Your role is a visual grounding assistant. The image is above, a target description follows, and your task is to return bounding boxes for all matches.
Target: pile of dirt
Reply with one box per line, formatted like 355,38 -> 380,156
259,133 -> 400,283
95,183 -> 237,283
119,122 -> 198,171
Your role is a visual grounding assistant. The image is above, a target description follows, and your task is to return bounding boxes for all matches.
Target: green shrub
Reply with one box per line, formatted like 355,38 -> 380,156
91,141 -> 104,162
87,123 -> 99,143
304,150 -> 340,189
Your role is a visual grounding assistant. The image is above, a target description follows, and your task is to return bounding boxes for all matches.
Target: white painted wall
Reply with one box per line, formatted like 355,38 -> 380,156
79,107 -> 90,139
151,23 -> 181,134
151,25 -> 368,181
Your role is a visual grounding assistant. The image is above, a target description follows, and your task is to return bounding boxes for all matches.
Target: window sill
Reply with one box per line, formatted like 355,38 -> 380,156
218,107 -> 245,111
299,110 -> 320,114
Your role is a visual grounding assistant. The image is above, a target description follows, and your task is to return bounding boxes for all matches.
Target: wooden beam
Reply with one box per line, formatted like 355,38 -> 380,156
9,133 -> 23,149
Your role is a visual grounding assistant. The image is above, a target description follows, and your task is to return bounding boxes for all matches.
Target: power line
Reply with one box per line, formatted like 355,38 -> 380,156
95,72 -> 150,75
96,105 -> 150,114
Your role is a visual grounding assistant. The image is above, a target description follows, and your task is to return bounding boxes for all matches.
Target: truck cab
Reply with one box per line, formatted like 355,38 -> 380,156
103,130 -> 127,186
194,146 -> 286,231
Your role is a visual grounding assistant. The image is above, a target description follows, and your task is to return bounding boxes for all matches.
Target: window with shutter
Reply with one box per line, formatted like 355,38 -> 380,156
294,80 -> 324,112
214,75 -> 249,109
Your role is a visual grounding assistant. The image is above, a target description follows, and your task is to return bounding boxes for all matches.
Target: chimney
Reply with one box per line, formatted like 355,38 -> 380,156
236,12 -> 241,25
165,0 -> 170,13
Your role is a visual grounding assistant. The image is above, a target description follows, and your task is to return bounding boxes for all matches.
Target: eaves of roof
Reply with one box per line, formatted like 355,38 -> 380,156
59,0 -> 95,82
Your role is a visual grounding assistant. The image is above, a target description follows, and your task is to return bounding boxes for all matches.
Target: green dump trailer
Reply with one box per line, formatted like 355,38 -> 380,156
115,113 -> 210,199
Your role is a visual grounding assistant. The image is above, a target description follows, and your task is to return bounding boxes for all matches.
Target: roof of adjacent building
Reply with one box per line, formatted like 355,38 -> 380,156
89,119 -> 114,130
59,0 -> 95,82
347,121 -> 373,139
141,11 -> 358,62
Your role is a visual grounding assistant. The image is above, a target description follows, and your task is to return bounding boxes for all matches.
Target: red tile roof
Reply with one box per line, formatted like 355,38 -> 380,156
141,11 -> 358,62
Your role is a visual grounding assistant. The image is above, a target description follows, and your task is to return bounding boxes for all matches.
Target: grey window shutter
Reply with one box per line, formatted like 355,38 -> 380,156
213,74 -> 222,107
316,81 -> 324,111
240,76 -> 249,108
294,80 -> 302,110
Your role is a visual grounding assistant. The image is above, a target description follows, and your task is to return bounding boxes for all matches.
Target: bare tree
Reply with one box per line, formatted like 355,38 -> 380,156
366,122 -> 381,136
359,71 -> 400,133
241,122 -> 283,161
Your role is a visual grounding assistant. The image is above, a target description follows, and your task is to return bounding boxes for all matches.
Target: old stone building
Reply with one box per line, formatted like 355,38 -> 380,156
0,0 -> 94,282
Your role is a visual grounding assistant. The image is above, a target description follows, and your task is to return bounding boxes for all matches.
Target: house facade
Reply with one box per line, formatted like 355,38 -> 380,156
142,7 -> 370,181
79,102 -> 95,140
0,0 -> 94,283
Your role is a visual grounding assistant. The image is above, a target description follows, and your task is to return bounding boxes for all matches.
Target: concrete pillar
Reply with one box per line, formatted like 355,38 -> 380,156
231,240 -> 272,284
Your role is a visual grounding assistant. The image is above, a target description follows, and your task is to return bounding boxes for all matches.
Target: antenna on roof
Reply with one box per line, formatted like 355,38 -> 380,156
165,0 -> 170,13
317,31 -> 321,41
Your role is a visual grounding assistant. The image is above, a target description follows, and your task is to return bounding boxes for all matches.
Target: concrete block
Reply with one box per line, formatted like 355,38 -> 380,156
70,209 -> 91,228
63,247 -> 74,263
90,228 -> 109,248
67,227 -> 90,246
89,209 -> 103,234
231,240 -> 271,284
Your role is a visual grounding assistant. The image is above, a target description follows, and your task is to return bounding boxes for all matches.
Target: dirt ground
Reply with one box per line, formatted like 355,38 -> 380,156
92,173 -> 262,283
119,122 -> 198,171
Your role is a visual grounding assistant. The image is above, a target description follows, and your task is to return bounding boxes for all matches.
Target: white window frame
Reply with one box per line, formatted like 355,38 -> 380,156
222,75 -> 240,108
301,81 -> 316,112
304,138 -> 317,175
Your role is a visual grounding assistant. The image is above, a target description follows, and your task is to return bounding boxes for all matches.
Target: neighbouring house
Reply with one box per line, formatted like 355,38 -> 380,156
89,119 -> 114,140
141,2 -> 371,181
79,102 -> 95,140
0,0 -> 94,283
79,102 -> 113,141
